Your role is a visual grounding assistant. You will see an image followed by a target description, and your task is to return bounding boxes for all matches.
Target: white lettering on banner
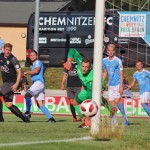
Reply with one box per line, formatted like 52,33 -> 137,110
124,98 -> 136,115
31,98 -> 39,111
45,97 -> 56,112
39,16 -> 95,26
56,97 -> 70,112
39,37 -> 47,44
104,17 -> 113,25
138,101 -> 147,115
70,37 -> 81,44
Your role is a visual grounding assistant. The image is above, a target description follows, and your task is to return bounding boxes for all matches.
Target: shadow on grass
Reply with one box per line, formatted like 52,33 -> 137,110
95,139 -> 111,141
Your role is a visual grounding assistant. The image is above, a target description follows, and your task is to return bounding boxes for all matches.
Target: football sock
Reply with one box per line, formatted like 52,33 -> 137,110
70,104 -> 76,118
111,112 -> 117,125
118,102 -> 127,120
8,105 -> 24,119
0,100 -> 3,119
142,103 -> 150,116
74,105 -> 84,118
101,96 -> 112,111
25,97 -> 32,112
40,105 -> 52,119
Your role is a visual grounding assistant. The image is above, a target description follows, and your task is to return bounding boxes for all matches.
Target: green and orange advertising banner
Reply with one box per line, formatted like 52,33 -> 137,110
0,95 -> 149,117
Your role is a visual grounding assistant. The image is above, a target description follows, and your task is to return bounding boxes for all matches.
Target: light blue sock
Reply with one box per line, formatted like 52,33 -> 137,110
25,97 -> 32,112
118,102 -> 127,120
111,112 -> 117,126
142,103 -> 150,116
40,105 -> 52,119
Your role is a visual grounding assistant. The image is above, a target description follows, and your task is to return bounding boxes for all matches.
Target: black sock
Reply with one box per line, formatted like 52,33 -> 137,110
70,104 -> 76,118
8,105 -> 24,120
0,100 -> 3,120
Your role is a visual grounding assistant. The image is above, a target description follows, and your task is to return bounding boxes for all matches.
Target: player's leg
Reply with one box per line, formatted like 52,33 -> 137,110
24,81 -> 43,117
75,90 -> 91,128
67,87 -> 77,122
74,89 -> 89,118
1,82 -> 30,122
0,88 -> 4,122
24,92 -> 32,117
0,99 -> 4,122
101,96 -> 117,116
36,99 -> 56,123
113,85 -> 129,125
140,92 -> 150,116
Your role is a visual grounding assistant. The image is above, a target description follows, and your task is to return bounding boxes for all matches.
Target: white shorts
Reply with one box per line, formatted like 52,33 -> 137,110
140,92 -> 150,103
28,81 -> 45,100
108,85 -> 121,101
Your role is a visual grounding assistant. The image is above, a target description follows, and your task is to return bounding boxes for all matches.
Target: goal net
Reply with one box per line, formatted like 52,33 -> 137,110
101,0 -> 150,128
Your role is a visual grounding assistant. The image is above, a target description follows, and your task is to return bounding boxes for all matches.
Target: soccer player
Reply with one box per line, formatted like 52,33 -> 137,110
24,50 -> 56,123
63,48 -> 115,128
61,60 -> 82,122
127,61 -> 150,117
0,43 -> 30,122
103,44 -> 129,126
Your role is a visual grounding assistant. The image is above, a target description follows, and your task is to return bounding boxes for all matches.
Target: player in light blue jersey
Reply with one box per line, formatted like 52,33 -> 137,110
127,61 -> 150,117
24,50 -> 56,123
103,44 -> 129,126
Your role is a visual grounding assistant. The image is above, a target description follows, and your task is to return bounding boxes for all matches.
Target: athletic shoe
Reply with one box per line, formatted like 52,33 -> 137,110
78,117 -> 91,128
24,111 -> 31,118
48,117 -> 56,123
0,117 -> 4,122
73,118 -> 77,122
23,115 -> 30,123
110,107 -> 117,118
78,122 -> 90,128
124,119 -> 129,126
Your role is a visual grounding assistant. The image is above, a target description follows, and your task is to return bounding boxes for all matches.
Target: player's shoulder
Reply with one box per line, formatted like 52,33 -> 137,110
114,56 -> 121,62
103,57 -> 109,61
143,69 -> 150,73
133,71 -> 138,76
34,59 -> 43,67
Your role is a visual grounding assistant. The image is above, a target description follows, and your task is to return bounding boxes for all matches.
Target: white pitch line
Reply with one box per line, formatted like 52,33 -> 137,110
0,136 -> 93,147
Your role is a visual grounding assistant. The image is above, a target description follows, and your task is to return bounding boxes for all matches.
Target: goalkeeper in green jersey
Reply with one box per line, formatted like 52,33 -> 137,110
63,48 -> 116,128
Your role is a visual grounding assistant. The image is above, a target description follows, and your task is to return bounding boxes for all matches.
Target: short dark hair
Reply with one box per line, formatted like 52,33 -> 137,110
82,58 -> 92,66
30,50 -> 38,56
4,43 -> 13,50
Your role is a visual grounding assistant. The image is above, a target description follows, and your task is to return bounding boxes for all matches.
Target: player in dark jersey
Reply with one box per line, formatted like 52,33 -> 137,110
61,61 -> 82,122
0,43 -> 30,122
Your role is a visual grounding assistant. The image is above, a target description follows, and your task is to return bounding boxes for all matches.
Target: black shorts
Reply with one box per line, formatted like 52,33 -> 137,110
67,87 -> 81,99
0,82 -> 15,102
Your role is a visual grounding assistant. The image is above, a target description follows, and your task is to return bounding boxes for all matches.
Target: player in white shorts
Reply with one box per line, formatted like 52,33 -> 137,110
127,61 -> 150,117
24,50 -> 56,123
103,44 -> 129,126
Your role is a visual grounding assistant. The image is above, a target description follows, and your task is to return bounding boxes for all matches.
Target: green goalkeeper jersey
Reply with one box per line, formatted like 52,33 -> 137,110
68,48 -> 105,91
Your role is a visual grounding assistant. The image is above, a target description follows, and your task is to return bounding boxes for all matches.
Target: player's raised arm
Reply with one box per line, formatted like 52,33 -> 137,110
63,48 -> 84,70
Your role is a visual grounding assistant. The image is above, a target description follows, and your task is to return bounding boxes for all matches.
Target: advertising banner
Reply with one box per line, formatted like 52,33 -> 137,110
118,11 -> 150,45
0,96 -> 149,117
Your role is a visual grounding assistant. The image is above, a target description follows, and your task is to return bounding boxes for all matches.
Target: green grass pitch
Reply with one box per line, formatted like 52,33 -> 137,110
0,114 -> 149,150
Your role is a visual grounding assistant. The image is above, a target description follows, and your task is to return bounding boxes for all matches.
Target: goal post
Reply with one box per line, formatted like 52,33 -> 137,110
90,0 -> 105,136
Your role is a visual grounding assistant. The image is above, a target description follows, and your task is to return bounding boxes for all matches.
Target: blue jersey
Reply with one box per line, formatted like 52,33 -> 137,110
103,56 -> 123,86
133,69 -> 150,94
31,60 -> 44,83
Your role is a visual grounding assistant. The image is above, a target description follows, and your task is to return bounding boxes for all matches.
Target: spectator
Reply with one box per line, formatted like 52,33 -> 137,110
122,75 -> 133,98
